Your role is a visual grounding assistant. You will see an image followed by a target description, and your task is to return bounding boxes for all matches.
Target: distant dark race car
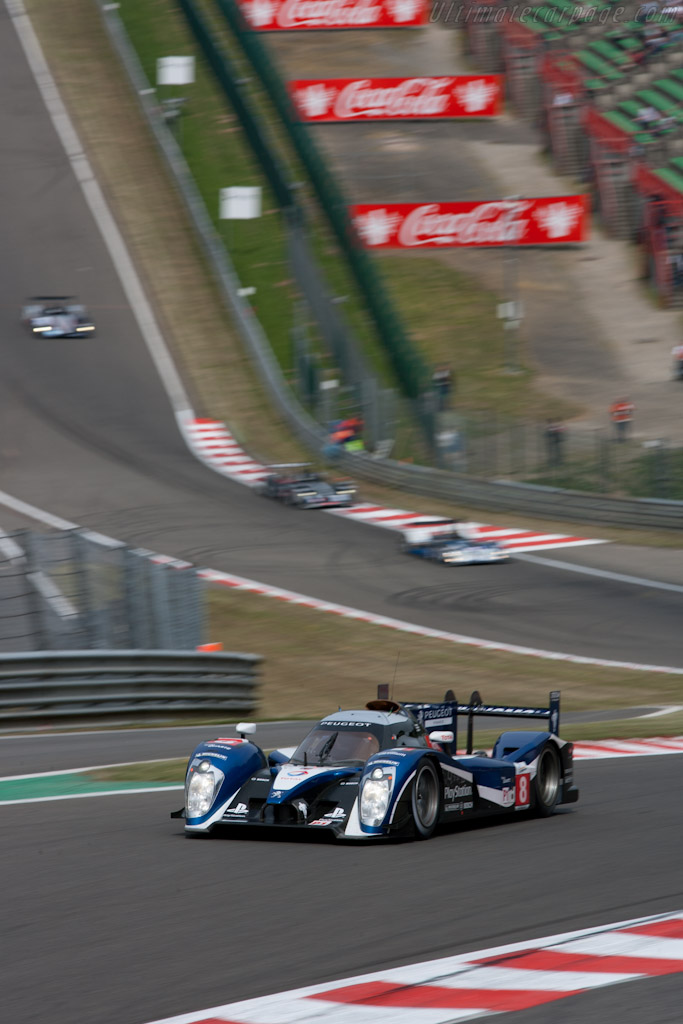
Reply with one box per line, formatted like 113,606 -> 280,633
172,689 -> 578,841
401,519 -> 509,565
22,296 -> 95,338
261,464 -> 356,508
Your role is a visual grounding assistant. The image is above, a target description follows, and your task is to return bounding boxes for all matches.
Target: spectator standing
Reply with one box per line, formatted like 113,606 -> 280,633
545,419 -> 565,465
610,397 -> 635,441
432,364 -> 454,411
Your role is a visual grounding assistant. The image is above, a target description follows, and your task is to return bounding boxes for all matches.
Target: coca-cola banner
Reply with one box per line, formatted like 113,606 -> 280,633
351,198 -> 589,248
240,0 -> 427,30
290,76 -> 502,121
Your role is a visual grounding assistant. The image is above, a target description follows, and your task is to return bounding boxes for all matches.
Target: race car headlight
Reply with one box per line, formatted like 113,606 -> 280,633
186,762 -> 224,817
32,326 -> 50,332
360,768 -> 393,827
76,325 -> 94,332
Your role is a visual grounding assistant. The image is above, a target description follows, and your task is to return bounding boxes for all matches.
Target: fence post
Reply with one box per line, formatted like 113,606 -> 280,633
20,531 -> 49,652
184,570 -> 203,649
150,562 -> 174,649
71,532 -> 99,649
124,548 -> 148,648
597,430 -> 611,494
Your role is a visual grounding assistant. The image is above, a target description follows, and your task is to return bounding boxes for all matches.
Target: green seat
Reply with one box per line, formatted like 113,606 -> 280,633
672,70 -> 683,84
519,17 -> 549,35
656,78 -> 683,103
590,40 -> 630,65
654,167 -> 683,195
603,110 -> 655,145
671,157 -> 683,173
635,89 -> 678,113
584,77 -> 612,91
604,109 -> 639,133
619,99 -> 644,117
577,58 -> 622,83
575,49 -> 614,75
609,34 -> 642,52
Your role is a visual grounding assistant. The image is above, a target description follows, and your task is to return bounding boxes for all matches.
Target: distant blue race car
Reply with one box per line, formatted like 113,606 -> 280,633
401,519 -> 509,565
172,689 -> 578,841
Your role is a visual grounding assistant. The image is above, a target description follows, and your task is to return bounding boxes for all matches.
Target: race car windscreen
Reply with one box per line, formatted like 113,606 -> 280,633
290,726 -> 382,765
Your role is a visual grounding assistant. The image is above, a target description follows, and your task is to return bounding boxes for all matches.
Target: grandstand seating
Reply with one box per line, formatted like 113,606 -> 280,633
463,0 -> 683,302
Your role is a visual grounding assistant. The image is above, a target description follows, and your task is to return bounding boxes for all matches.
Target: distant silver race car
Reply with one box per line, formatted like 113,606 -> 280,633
261,464 -> 356,508
401,519 -> 510,565
22,296 -> 95,338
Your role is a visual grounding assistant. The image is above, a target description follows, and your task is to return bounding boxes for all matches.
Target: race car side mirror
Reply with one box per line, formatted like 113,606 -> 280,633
428,731 -> 454,744
236,722 -> 256,738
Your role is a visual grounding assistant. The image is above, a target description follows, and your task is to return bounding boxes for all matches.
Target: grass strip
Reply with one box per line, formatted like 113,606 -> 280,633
204,587 -> 683,721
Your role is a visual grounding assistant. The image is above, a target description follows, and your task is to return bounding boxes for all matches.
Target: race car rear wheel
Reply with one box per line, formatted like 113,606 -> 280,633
533,745 -> 561,817
411,759 -> 441,839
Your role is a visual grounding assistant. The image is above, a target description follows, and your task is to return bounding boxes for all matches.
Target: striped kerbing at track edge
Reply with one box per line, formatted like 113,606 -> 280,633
573,736 -> 683,759
144,910 -> 683,1024
182,418 -> 269,484
199,566 -> 683,674
467,738 -> 683,760
182,418 -> 605,553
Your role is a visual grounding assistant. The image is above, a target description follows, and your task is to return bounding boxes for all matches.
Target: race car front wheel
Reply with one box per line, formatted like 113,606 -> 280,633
411,759 -> 441,839
533,745 -> 561,817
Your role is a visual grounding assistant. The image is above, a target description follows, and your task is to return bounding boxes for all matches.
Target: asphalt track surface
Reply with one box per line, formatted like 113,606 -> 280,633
2,11 -> 683,1024
1,10 -> 683,670
0,706 -> 661,775
4,745 -> 683,1024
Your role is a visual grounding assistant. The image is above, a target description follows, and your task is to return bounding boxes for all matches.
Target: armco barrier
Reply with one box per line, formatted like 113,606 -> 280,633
97,3 -> 683,530
0,650 -> 261,725
329,451 -> 683,529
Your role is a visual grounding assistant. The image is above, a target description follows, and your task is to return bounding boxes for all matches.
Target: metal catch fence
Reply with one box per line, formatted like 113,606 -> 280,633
426,413 -> 683,500
0,531 -> 203,654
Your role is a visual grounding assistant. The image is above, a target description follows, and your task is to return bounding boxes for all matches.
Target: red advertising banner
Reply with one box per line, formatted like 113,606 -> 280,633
350,198 -> 589,248
240,0 -> 427,30
289,76 -> 502,121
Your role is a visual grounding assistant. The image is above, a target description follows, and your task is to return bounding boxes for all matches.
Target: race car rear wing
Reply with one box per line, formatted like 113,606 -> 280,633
389,687 -> 561,754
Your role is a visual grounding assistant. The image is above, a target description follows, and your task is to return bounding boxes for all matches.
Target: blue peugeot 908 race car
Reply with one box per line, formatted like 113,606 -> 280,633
172,690 -> 578,841
401,519 -> 509,565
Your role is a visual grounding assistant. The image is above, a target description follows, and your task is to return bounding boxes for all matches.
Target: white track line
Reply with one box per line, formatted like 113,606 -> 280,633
518,553 -> 683,594
0,786 -> 183,807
